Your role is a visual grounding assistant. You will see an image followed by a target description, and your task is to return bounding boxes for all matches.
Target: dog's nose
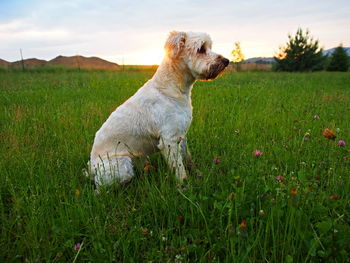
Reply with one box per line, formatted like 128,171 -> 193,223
221,57 -> 230,67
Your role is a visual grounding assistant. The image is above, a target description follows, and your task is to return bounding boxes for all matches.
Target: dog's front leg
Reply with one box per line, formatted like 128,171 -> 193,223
158,138 -> 187,182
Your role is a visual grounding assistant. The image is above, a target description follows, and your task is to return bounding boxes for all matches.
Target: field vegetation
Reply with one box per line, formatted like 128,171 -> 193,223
1,69 -> 350,262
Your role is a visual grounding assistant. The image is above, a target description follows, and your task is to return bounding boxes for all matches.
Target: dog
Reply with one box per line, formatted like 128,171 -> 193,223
86,31 -> 229,189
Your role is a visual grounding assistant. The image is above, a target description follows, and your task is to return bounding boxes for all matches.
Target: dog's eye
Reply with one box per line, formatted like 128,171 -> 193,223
198,45 -> 206,54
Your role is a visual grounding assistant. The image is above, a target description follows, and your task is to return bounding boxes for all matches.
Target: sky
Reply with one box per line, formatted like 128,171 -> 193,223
0,0 -> 349,65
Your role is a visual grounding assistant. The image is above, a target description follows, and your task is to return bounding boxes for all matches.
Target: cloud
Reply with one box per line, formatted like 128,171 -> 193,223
0,0 -> 349,63
0,20 -> 70,40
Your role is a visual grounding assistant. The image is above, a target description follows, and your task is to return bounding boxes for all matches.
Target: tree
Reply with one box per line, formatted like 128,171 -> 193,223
274,28 -> 325,72
326,45 -> 349,72
231,42 -> 245,71
231,42 -> 245,63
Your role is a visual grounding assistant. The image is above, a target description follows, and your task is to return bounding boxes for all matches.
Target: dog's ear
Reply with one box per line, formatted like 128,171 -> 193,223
164,31 -> 186,59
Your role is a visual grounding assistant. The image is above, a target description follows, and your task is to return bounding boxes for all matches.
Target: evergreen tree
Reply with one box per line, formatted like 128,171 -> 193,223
327,45 -> 349,72
274,28 -> 325,72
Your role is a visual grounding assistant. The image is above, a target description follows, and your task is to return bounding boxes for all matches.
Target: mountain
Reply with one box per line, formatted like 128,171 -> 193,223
0,58 -> 10,68
11,58 -> 47,68
323,47 -> 350,56
242,57 -> 274,64
48,55 -> 120,70
242,47 -> 350,65
5,55 -> 120,70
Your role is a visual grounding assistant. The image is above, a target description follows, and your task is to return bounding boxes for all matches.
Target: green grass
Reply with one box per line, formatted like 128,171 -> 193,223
1,70 -> 350,262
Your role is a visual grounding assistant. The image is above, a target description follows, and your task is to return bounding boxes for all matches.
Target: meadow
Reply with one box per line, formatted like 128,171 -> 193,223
0,69 -> 350,262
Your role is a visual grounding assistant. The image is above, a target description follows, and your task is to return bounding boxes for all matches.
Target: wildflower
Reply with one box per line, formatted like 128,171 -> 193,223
239,219 -> 247,229
141,228 -> 150,235
330,195 -> 339,200
323,129 -> 336,140
275,175 -> 286,182
290,188 -> 297,196
213,157 -> 221,164
253,150 -> 263,157
73,243 -> 81,250
143,164 -> 151,171
229,193 -> 235,201
234,178 -> 242,186
143,162 -> 155,171
259,210 -> 265,216
338,140 -> 346,147
313,115 -> 320,119
319,161 -> 327,165
178,215 -> 184,224
75,189 -> 81,196
304,137 -> 309,141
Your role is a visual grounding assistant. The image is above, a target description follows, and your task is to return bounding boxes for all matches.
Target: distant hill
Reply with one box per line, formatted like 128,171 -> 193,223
12,58 -> 47,68
241,47 -> 350,65
48,55 -> 120,70
242,57 -> 274,64
2,55 -> 120,70
0,58 -> 10,68
323,47 -> 350,56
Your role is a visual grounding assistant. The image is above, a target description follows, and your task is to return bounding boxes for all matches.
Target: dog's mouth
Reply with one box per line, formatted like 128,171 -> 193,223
201,59 -> 229,81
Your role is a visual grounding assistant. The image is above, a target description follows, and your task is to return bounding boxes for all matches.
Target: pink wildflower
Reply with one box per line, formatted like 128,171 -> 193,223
253,150 -> 263,157
213,157 -> 221,164
338,140 -> 346,147
73,243 -> 81,250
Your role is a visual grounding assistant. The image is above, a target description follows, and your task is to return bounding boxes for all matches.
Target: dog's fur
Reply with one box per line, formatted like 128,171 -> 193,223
87,31 -> 229,188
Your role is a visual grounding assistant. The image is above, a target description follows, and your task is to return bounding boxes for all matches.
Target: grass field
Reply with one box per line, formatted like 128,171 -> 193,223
1,70 -> 350,262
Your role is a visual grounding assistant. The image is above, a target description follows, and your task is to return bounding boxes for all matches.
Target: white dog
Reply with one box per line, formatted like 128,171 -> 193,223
87,31 -> 229,188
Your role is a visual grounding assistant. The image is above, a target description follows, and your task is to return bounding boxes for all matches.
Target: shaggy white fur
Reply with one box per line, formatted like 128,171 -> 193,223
86,31 -> 229,188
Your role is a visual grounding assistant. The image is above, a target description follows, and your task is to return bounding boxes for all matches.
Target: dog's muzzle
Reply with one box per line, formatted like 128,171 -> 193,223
205,57 -> 230,80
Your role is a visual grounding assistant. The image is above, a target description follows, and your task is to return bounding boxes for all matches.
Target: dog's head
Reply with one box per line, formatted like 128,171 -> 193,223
164,31 -> 229,80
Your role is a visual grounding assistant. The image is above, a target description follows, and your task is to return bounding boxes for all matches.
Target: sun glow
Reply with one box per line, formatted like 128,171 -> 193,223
113,49 -> 164,65
106,41 -> 275,66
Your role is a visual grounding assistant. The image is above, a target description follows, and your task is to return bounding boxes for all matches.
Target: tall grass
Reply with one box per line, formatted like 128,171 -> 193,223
0,70 -> 349,262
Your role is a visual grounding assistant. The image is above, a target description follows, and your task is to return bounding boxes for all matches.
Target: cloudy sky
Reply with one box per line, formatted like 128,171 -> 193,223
1,0 -> 349,64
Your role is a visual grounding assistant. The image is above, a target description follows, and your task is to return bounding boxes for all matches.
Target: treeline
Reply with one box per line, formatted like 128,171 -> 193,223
274,28 -> 349,72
